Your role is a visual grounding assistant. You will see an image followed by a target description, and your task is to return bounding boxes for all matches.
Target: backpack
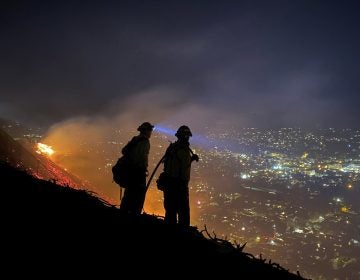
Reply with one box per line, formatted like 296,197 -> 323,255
112,136 -> 144,188
112,156 -> 132,187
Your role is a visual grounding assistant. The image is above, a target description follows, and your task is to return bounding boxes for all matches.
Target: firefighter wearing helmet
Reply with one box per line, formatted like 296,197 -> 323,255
161,125 -> 199,226
119,122 -> 154,215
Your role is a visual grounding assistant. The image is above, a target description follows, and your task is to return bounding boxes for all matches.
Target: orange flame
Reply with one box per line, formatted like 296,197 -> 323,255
36,143 -> 55,156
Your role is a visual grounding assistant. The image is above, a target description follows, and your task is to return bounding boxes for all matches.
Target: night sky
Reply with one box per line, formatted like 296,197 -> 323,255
1,0 -> 360,129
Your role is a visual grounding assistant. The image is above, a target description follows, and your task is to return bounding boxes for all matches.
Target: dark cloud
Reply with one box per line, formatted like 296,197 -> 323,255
1,0 -> 359,128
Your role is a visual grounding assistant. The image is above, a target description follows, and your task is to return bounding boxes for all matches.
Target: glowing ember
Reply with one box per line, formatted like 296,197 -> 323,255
36,143 -> 55,156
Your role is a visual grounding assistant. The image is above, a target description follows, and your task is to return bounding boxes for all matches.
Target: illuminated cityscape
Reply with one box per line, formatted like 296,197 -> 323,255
101,127 -> 360,280
3,122 -> 359,280
2,2 -> 360,279
185,128 -> 359,280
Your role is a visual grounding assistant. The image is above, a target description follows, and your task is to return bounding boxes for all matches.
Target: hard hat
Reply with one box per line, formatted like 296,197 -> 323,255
137,122 -> 154,132
175,125 -> 192,137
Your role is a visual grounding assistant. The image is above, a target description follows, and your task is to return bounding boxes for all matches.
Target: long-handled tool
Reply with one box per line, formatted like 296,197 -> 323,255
146,155 -> 165,190
140,155 -> 165,214
119,187 -> 123,208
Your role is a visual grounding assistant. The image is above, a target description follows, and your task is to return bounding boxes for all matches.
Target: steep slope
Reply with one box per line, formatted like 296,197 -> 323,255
1,162 -> 309,279
0,127 -> 89,189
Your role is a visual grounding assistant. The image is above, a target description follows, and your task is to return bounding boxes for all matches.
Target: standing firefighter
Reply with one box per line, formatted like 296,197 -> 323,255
120,122 -> 154,215
161,125 -> 199,226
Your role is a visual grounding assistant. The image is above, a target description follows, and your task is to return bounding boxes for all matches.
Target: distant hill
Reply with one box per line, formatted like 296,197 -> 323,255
1,161 -> 309,279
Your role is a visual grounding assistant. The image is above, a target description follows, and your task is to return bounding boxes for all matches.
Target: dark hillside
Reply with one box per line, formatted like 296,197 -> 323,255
1,162 -> 309,279
0,127 -> 91,189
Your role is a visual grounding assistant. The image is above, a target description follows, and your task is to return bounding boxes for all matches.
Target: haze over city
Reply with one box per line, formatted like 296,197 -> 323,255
1,1 -> 359,280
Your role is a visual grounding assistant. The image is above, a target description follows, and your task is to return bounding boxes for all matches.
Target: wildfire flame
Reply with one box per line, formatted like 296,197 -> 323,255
36,143 -> 55,156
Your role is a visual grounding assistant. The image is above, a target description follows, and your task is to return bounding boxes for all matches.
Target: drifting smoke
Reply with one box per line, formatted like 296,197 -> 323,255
42,86 -> 242,218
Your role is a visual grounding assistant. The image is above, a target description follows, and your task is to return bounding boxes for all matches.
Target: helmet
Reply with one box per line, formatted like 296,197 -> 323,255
175,125 -> 192,138
137,122 -> 154,132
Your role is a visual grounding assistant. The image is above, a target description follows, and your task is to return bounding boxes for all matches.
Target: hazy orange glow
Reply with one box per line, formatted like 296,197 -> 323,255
39,94 -> 227,210
36,143 -> 55,156
41,116 -> 203,221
